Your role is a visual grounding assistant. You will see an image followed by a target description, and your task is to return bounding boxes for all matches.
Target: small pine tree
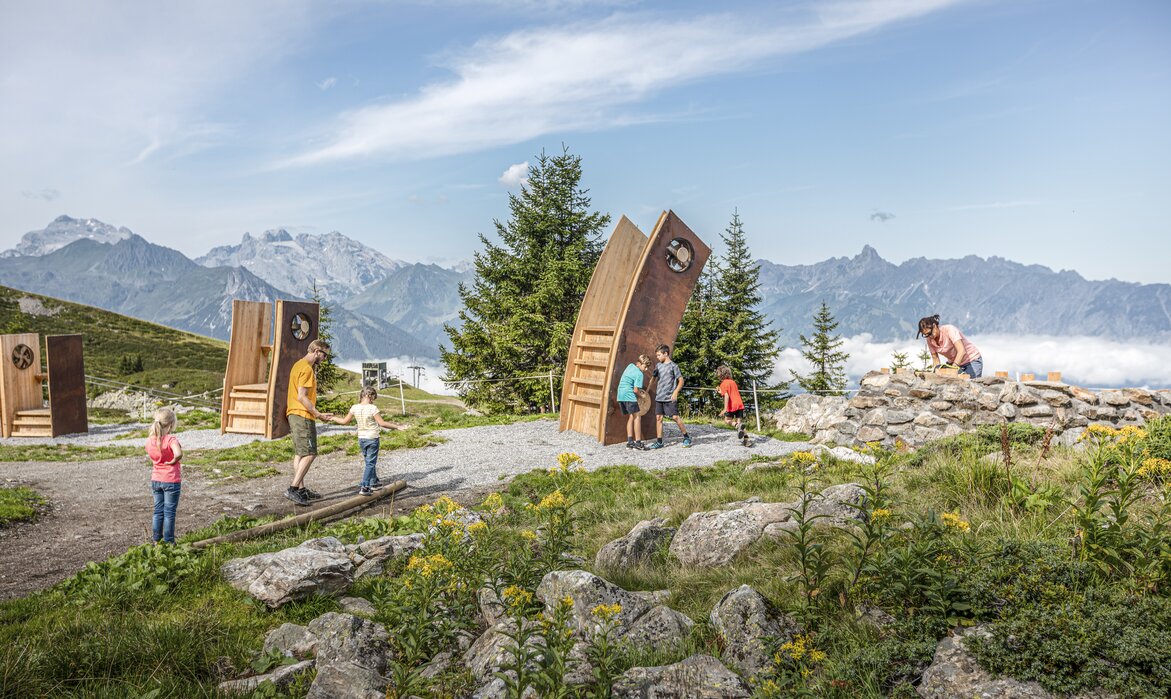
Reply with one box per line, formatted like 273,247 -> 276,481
791,301 -> 849,396
890,350 -> 912,372
310,281 -> 343,394
441,147 -> 610,412
711,210 -> 782,391
918,349 -> 933,370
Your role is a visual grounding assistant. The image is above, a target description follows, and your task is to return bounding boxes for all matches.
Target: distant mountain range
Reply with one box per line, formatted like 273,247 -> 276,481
3,217 -> 1168,361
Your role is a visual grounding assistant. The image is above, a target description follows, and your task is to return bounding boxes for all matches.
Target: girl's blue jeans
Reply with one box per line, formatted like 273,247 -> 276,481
359,438 -> 380,487
151,480 -> 181,543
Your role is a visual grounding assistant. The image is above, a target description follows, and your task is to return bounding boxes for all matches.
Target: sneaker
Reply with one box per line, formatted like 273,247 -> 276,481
370,479 -> 386,490
742,437 -> 752,447
648,441 -> 664,450
358,486 -> 374,496
300,487 -> 323,500
633,441 -> 645,450
284,487 -> 309,506
737,425 -> 746,440
682,434 -> 692,448
626,440 -> 635,449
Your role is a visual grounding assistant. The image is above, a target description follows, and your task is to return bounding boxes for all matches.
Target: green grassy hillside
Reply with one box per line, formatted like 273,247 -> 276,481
0,284 -> 227,395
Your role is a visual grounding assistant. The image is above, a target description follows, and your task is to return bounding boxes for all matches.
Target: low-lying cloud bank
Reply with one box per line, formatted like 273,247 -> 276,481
339,357 -> 453,396
776,335 -> 1171,390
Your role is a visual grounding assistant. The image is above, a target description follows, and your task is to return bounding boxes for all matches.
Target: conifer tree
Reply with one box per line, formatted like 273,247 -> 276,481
674,260 -> 720,411
441,147 -> 609,411
791,301 -> 849,396
310,281 -> 342,393
890,350 -> 912,372
711,211 -> 781,390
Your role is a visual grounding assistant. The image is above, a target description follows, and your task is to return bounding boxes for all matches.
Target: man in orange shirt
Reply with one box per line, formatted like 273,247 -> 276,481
285,339 -> 334,506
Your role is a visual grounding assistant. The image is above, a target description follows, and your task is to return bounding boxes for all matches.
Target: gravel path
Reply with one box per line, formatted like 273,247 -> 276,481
0,419 -> 810,599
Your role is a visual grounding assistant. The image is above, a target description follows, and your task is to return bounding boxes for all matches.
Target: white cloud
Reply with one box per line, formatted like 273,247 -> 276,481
338,357 -> 455,396
776,334 -> 1171,390
498,161 -> 529,187
283,0 -> 966,165
317,77 -> 338,91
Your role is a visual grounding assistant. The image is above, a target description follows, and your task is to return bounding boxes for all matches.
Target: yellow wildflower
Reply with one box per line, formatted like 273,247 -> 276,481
501,585 -> 534,610
1117,425 -> 1147,444
809,649 -> 827,663
1080,424 -> 1118,442
406,553 -> 453,578
561,595 -> 575,608
481,492 -> 504,512
520,529 -> 538,541
557,452 -> 583,470
790,451 -> 818,465
467,520 -> 488,537
536,489 -> 569,510
871,508 -> 892,522
591,603 -> 622,621
941,512 -> 970,532
433,495 -> 461,515
1138,457 -> 1171,479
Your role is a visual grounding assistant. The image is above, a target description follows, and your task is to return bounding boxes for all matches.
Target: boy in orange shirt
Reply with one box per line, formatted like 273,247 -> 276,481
717,365 -> 749,447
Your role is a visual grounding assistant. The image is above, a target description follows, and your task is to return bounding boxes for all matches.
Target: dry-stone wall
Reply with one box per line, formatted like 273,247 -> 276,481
774,370 -> 1171,449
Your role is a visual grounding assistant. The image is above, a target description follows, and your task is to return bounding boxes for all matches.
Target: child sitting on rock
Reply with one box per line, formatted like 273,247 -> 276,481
332,387 -> 407,496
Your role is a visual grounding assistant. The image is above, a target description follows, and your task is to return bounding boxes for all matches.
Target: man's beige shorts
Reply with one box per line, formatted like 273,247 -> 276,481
288,414 -> 318,456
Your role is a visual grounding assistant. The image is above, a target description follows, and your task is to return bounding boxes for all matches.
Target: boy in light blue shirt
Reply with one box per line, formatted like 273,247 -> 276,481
616,354 -> 651,449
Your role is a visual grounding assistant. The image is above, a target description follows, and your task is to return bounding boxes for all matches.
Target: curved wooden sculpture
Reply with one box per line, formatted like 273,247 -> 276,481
560,211 -> 711,445
0,333 -> 87,438
221,299 -> 319,439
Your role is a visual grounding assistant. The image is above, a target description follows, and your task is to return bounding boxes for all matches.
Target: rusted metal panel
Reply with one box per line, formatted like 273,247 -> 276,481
266,300 -> 319,439
46,334 -> 88,436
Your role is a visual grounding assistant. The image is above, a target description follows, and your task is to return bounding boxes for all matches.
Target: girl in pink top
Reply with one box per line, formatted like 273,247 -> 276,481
917,314 -> 983,378
145,407 -> 183,544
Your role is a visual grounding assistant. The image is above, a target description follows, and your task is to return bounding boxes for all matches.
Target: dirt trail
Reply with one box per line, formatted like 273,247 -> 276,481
0,450 -> 479,600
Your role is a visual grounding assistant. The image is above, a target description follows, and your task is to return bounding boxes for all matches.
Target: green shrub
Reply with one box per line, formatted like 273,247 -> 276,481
57,544 -> 209,601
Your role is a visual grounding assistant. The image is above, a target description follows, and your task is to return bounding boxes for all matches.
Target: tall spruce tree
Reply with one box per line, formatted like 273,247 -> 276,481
441,147 -> 609,412
310,281 -> 342,393
674,259 -> 720,411
791,301 -> 849,396
711,211 -> 781,389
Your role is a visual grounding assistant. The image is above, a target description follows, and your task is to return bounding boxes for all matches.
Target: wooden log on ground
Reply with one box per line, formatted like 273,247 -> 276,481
192,480 -> 407,549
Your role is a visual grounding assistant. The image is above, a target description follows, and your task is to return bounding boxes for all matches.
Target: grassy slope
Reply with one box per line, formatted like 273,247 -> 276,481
0,284 -> 227,395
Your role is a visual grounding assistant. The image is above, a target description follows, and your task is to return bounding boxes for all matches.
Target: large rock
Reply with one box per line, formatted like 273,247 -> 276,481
222,538 -> 354,608
624,605 -> 695,648
536,570 -> 693,649
263,622 -> 318,659
463,620 -> 544,683
709,585 -> 801,678
917,626 -> 1117,699
772,393 -> 848,441
595,518 -> 676,572
306,612 -> 390,674
351,533 -> 425,579
669,509 -> 766,567
306,661 -> 387,699
612,654 -> 751,698
217,660 -> 315,695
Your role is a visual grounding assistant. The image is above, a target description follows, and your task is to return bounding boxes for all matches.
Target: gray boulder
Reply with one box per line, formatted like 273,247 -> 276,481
535,570 -> 693,649
306,661 -> 387,699
263,622 -> 317,659
595,518 -> 676,571
222,539 -> 354,608
306,612 -> 390,674
339,596 -> 377,616
463,620 -> 544,683
710,585 -> 801,678
669,509 -> 766,567
611,654 -> 750,698
917,626 -> 1117,699
352,533 -> 425,579
217,660 -> 315,695
624,605 -> 695,648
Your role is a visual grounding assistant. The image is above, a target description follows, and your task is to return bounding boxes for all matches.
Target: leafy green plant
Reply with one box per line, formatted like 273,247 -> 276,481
57,543 -> 207,600
0,486 -> 45,526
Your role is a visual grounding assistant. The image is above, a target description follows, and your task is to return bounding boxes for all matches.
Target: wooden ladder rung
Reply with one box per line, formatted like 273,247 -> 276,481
582,325 -> 615,334
573,359 -> 609,369
567,394 -> 601,406
570,377 -> 604,387
577,341 -> 612,349
227,409 -> 267,417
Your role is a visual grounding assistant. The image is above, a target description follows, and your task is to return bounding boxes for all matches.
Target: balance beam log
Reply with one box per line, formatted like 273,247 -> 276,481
192,480 -> 406,549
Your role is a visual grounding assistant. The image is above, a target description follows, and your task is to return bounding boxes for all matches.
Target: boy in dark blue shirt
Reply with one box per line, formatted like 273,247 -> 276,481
649,344 -> 691,448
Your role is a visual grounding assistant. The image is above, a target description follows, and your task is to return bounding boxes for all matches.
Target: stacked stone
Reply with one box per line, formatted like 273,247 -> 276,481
775,370 -> 1171,449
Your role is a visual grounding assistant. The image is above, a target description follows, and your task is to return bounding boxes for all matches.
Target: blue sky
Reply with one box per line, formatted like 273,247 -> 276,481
2,0 -> 1168,283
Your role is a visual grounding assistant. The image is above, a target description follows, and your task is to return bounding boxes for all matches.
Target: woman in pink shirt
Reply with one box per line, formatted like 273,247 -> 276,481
145,407 -> 183,544
917,315 -> 983,378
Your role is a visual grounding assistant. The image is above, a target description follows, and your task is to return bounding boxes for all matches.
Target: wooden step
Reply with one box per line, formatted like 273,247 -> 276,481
232,383 -> 268,392
14,416 -> 53,427
10,428 -> 52,437
229,390 -> 269,401
570,377 -> 604,388
567,393 -> 601,406
573,359 -> 609,369
227,408 -> 267,418
582,325 -> 615,334
577,340 -> 613,349
15,408 -> 50,417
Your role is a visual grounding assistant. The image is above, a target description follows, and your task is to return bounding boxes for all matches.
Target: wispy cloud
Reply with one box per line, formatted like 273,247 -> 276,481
316,77 -> 338,90
283,0 -> 966,166
870,210 -> 896,222
775,334 -> 1171,389
20,189 -> 61,201
943,199 -> 1040,212
498,162 -> 530,188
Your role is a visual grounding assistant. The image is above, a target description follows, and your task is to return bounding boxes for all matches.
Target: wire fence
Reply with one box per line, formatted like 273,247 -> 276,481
86,375 -> 222,417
